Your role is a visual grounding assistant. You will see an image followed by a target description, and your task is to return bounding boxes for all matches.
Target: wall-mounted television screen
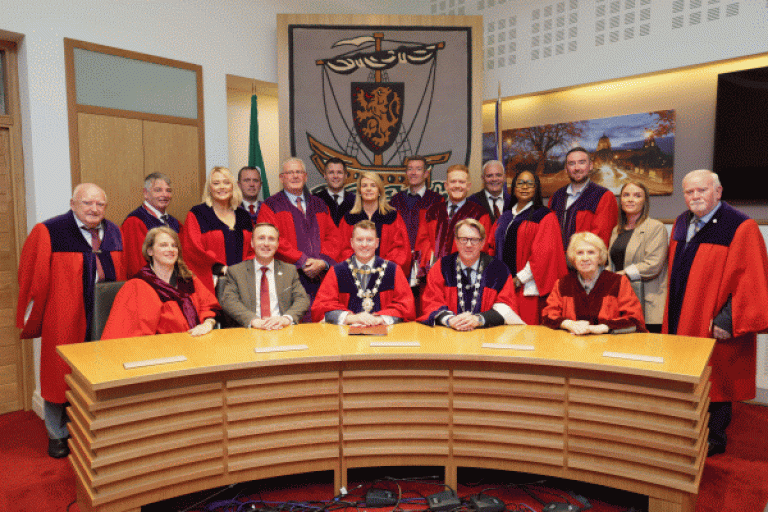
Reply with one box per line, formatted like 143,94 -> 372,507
712,65 -> 768,202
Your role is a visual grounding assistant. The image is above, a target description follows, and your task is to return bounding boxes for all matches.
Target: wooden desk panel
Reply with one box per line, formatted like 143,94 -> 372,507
59,323 -> 714,512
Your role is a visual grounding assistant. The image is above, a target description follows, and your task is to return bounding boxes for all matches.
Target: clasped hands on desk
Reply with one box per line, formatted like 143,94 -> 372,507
58,323 -> 714,512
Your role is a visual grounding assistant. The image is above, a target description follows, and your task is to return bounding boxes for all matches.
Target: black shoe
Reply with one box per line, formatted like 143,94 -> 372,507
48,437 -> 70,458
707,441 -> 725,457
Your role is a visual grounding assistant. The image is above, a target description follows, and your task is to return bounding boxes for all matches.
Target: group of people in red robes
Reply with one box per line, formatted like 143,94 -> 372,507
17,149 -> 768,462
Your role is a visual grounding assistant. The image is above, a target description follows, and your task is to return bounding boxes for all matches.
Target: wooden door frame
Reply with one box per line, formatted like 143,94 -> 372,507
63,38 -> 206,193
0,32 -> 31,411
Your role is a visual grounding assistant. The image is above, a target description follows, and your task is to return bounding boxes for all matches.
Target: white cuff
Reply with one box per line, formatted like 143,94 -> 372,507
492,303 -> 526,325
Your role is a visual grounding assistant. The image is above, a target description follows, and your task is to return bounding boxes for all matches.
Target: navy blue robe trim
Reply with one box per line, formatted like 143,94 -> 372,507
126,205 -> 181,233
44,211 -> 121,341
667,202 -> 746,334
189,204 -> 251,267
333,257 -> 398,314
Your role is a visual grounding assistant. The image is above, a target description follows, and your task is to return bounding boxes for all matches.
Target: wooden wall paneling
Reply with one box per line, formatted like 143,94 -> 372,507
142,120 -> 201,221
77,113 -> 144,227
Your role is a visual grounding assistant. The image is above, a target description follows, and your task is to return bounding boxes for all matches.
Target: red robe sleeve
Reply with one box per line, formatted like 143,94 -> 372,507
722,219 -> 768,337
256,203 -> 304,264
526,211 -> 568,296
337,219 -> 355,262
589,190 -> 618,249
541,277 -> 567,329
417,260 -> 456,322
102,280 -> 164,338
182,210 -> 219,290
311,267 -> 347,323
377,265 -> 415,321
16,223 -> 52,338
415,211 -> 436,269
121,216 -> 149,279
382,213 -> 411,272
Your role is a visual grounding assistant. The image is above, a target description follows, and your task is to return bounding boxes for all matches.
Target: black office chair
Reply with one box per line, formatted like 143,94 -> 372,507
90,281 -> 126,341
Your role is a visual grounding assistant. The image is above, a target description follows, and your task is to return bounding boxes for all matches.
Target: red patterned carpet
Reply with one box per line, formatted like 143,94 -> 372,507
1,402 -> 766,512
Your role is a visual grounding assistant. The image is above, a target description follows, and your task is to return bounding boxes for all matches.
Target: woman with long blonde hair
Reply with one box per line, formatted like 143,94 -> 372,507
337,171 -> 411,272
182,167 -> 254,293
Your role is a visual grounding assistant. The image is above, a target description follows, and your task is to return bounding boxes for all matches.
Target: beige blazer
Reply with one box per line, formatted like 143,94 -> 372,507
218,259 -> 310,326
609,218 -> 669,325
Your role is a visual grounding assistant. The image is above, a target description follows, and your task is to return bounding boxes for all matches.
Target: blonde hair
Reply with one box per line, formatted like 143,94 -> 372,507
142,226 -> 194,280
454,218 -> 485,240
566,232 -> 608,266
202,167 -> 242,209
350,171 -> 394,215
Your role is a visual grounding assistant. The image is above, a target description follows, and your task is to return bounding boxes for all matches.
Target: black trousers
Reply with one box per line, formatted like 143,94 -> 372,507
708,401 -> 732,448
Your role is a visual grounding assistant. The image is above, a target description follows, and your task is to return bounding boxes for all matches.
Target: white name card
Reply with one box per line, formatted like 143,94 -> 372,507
603,351 -> 664,364
369,341 -> 421,347
123,355 -> 187,369
254,344 -> 309,353
482,343 -> 535,351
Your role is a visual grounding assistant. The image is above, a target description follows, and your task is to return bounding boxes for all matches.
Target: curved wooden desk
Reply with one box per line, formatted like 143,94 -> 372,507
58,323 -> 714,512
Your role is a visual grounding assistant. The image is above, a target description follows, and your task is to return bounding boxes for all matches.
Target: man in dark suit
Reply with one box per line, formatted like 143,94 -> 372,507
314,157 -> 355,226
468,160 -> 510,224
238,166 -> 263,224
219,223 -> 310,329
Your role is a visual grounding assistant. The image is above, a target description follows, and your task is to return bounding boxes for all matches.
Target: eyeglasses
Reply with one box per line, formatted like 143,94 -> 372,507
281,170 -> 306,177
457,237 -> 483,246
515,180 -> 536,189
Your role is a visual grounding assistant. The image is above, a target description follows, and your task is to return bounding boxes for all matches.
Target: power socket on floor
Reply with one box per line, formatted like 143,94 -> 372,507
365,488 -> 397,507
427,490 -> 461,512
469,493 -> 505,512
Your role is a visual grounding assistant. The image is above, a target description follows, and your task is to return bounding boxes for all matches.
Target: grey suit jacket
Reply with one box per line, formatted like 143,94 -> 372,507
219,259 -> 310,326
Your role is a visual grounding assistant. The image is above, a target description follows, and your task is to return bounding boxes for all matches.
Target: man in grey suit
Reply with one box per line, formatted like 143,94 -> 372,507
219,223 -> 310,329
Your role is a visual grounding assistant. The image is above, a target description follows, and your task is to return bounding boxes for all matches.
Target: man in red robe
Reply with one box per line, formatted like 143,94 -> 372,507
257,158 -> 342,318
312,220 -> 415,325
17,183 -> 125,458
419,219 -> 523,330
415,165 -> 492,271
664,169 -> 768,457
121,172 -> 182,278
548,147 -> 618,250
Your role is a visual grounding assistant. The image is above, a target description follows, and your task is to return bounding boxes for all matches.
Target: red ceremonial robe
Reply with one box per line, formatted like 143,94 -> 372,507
182,204 -> 254,294
664,202 -> 768,402
101,274 -> 219,338
338,210 -> 411,273
548,181 -> 618,250
121,205 -> 182,278
541,270 -> 647,333
257,191 -> 341,268
311,257 -> 415,323
414,200 -> 492,270
390,188 -> 445,265
493,206 -> 568,324
16,211 -> 125,404
418,253 -> 519,326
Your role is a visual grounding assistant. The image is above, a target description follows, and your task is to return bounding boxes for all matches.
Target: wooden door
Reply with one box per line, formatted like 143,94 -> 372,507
0,38 -> 28,413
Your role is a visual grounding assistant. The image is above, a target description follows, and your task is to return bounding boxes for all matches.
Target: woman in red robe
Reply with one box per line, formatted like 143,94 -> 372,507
542,232 -> 646,335
102,226 -> 220,338
182,167 -> 254,293
337,171 -> 411,273
493,171 -> 567,324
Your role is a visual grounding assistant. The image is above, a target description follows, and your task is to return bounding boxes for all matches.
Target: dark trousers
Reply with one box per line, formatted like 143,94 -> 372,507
708,401 -> 732,449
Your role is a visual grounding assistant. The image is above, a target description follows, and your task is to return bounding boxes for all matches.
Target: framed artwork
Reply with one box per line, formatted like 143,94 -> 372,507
485,110 -> 675,196
278,14 -> 483,195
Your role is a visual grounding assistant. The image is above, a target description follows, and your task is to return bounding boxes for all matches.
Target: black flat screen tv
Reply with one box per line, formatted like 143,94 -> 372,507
712,65 -> 768,202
